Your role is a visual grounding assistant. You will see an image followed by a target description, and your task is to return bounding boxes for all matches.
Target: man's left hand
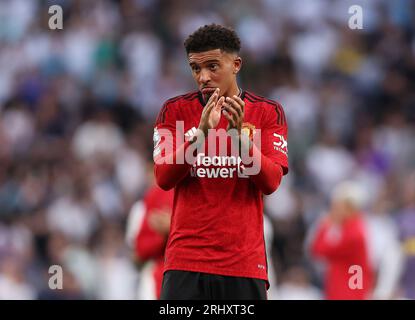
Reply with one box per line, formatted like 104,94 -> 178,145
222,95 -> 245,134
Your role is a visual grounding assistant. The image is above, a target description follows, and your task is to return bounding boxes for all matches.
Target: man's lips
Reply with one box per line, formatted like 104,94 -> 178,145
201,87 -> 216,94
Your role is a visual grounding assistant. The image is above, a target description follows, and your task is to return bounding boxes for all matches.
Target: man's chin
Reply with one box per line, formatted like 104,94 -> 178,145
204,92 -> 212,103
201,88 -> 217,104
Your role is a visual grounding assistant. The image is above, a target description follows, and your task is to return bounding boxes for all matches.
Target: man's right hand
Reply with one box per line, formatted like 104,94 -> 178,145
148,209 -> 171,235
198,88 -> 225,136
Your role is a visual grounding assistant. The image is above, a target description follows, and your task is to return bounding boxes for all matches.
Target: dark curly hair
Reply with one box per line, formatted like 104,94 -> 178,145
184,24 -> 241,54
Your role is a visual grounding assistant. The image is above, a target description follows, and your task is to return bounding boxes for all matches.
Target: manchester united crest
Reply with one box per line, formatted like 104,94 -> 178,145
241,122 -> 256,140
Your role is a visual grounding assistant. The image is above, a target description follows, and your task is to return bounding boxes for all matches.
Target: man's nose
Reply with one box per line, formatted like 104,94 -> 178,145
199,69 -> 211,83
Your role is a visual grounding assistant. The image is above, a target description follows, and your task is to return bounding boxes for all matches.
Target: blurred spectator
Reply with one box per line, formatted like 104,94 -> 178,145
72,109 -> 125,161
126,174 -> 174,300
396,172 -> 415,299
263,214 -> 278,299
0,255 -> 36,300
37,269 -> 86,300
306,132 -> 356,196
94,222 -> 138,300
309,181 -> 374,299
276,265 -> 322,300
364,185 -> 404,300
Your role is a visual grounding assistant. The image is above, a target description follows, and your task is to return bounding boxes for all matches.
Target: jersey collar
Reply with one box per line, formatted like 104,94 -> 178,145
198,88 -> 245,107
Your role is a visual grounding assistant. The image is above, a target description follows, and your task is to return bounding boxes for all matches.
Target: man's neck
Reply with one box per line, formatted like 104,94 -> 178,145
224,83 -> 241,98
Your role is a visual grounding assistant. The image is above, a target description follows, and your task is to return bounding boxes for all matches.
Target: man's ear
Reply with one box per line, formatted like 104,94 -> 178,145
234,56 -> 242,74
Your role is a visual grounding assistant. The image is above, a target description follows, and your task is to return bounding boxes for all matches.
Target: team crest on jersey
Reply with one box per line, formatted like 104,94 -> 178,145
241,123 -> 256,140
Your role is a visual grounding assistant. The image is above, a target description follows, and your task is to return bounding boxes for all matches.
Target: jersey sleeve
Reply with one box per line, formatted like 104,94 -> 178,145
244,100 -> 287,195
153,101 -> 179,163
261,102 -> 289,175
153,100 -> 192,190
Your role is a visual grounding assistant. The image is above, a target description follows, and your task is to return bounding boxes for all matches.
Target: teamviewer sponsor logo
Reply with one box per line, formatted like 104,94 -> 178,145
154,121 -> 261,176
190,153 -> 249,179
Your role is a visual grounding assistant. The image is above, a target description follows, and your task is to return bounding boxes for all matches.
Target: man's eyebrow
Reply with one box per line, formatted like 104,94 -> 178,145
203,59 -> 220,63
189,59 -> 220,65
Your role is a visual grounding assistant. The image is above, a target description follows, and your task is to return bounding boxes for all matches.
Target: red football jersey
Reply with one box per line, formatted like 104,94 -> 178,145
311,215 -> 374,300
135,185 -> 174,299
153,90 -> 288,284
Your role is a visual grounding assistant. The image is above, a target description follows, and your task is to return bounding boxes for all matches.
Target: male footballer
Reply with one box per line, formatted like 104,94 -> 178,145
153,24 -> 288,299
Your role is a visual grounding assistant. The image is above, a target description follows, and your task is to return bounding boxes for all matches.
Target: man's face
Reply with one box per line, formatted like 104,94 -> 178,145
188,49 -> 241,102
330,200 -> 355,223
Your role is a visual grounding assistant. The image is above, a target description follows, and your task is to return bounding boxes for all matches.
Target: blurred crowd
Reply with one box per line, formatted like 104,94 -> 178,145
0,0 -> 414,299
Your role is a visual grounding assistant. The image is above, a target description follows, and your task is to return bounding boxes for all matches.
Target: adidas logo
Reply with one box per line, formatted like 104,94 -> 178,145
184,127 -> 197,141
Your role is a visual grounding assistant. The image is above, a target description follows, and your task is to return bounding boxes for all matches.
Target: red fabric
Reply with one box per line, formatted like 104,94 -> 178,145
311,215 -> 374,300
135,186 -> 174,299
153,91 -> 288,284
152,260 -> 165,299
154,140 -> 192,191
249,144 -> 284,195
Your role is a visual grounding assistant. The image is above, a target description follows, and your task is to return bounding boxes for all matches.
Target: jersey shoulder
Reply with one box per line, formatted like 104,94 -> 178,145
155,91 -> 200,126
164,91 -> 200,106
244,91 -> 286,126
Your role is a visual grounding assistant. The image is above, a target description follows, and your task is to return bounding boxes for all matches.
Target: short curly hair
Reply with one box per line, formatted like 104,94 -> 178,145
184,24 -> 241,54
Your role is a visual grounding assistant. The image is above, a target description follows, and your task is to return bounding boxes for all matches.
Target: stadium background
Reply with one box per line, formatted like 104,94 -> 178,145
0,0 -> 414,299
